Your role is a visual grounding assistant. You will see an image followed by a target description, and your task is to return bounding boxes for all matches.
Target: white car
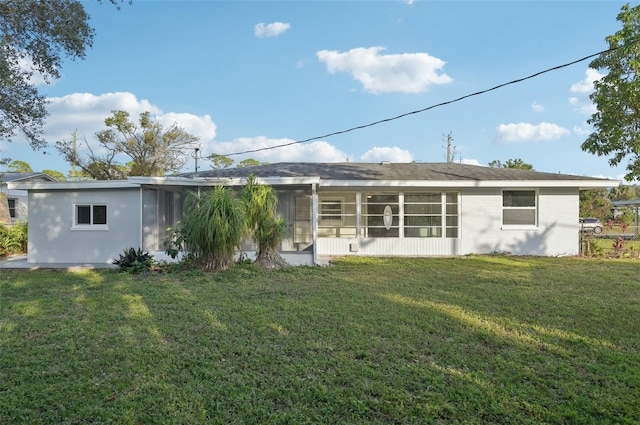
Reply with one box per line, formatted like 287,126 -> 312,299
579,217 -> 603,234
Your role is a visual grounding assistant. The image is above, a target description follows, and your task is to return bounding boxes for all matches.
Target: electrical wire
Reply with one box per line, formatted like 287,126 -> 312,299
221,45 -> 621,157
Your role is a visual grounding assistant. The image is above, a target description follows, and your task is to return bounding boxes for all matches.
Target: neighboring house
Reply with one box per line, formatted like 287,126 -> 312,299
7,162 -> 615,265
0,172 -> 57,225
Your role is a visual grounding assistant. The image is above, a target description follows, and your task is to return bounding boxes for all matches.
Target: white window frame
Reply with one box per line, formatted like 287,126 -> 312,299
71,203 -> 109,231
319,197 -> 344,224
502,190 -> 538,229
7,198 -> 16,219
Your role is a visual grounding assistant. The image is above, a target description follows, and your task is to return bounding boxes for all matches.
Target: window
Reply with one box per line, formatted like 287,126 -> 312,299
502,190 -> 536,226
320,199 -> 343,221
445,192 -> 459,238
74,204 -> 108,228
364,193 -> 399,237
318,193 -> 357,238
404,193 -> 442,237
404,192 -> 458,238
7,199 -> 16,218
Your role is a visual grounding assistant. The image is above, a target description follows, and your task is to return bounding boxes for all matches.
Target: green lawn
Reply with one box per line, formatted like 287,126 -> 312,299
1,257 -> 639,424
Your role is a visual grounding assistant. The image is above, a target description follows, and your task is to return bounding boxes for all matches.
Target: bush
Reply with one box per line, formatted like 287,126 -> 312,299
0,222 -> 28,257
112,247 -> 154,274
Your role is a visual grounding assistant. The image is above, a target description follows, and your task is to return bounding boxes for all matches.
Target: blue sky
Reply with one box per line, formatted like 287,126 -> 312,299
0,0 -> 635,180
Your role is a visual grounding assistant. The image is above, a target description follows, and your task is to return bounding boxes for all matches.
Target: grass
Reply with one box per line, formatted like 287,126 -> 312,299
1,256 -> 639,424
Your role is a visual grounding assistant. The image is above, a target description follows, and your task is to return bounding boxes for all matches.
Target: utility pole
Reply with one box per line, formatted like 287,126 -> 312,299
71,130 -> 77,180
194,147 -> 199,172
445,132 -> 453,163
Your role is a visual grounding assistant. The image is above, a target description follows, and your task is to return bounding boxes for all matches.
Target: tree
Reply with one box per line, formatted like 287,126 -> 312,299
56,110 -> 199,179
6,160 -> 32,173
1,1 -> 91,150
209,154 -> 234,170
580,188 -> 612,220
240,175 -> 286,269
237,158 -> 266,168
581,4 -> 640,181
488,158 -> 534,170
170,186 -> 247,271
42,169 -> 67,181
609,184 -> 640,201
0,0 -> 127,154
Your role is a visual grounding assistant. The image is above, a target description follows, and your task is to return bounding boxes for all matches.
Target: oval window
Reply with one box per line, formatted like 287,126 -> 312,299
383,205 -> 393,230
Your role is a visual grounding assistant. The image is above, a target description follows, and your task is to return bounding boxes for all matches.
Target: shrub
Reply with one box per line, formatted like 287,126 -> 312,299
112,247 -> 154,274
167,187 -> 247,272
0,222 -> 28,257
612,237 -> 627,258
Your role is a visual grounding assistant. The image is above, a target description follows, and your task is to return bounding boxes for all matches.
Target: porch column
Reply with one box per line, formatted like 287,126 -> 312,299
311,183 -> 318,265
356,191 -> 361,239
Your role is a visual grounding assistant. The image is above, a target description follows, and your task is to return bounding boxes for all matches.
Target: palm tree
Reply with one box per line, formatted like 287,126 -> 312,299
240,175 -> 287,269
180,186 -> 247,271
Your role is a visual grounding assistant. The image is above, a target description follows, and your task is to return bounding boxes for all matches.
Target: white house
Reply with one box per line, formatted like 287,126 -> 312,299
7,162 -> 615,266
1,172 -> 57,225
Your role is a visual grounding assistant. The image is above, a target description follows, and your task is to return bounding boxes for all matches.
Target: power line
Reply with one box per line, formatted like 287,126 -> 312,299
222,45 -> 619,158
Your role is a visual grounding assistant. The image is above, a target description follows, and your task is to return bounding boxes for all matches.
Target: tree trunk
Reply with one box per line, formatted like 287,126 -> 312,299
255,247 -> 288,270
0,193 -> 11,225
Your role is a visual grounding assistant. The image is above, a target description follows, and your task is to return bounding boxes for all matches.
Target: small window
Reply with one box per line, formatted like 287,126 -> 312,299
74,204 -> 108,228
7,199 -> 16,218
320,199 -> 343,221
502,190 -> 536,226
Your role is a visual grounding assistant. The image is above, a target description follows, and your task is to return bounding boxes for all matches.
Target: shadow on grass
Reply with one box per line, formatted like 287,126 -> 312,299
1,259 -> 639,424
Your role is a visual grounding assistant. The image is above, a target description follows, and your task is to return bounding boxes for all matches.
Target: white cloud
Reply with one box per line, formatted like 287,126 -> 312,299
569,69 -> 602,115
495,122 -> 570,143
18,56 -> 48,86
204,137 -> 349,165
460,158 -> 483,166
254,22 -> 291,38
570,68 -> 603,94
569,95 -> 597,115
573,124 -> 591,137
531,101 -> 544,112
317,46 -> 452,94
42,92 -> 215,157
360,146 -> 413,162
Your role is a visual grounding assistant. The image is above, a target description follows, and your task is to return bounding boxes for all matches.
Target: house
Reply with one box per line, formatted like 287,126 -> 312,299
7,162 -> 615,266
1,172 -> 57,225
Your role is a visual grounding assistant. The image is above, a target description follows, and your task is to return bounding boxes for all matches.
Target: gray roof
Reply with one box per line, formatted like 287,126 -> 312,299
179,162 -> 611,182
0,172 -> 57,183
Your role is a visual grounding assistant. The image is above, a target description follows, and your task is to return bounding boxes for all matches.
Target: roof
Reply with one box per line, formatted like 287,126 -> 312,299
178,162 -> 616,188
7,163 -> 618,191
179,162 -> 607,181
0,172 -> 57,183
612,200 -> 640,207
6,179 -> 138,190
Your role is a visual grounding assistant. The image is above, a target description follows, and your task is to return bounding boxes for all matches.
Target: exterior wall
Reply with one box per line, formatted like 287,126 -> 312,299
1,188 -> 28,224
27,188 -> 142,264
459,187 -> 579,256
316,237 -> 460,257
316,187 -> 580,258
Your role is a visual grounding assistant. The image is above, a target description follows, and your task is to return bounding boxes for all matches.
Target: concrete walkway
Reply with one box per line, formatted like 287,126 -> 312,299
0,255 -> 115,270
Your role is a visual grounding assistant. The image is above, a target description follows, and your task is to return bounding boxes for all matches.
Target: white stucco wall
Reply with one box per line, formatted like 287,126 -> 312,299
316,187 -> 581,258
26,188 -> 142,264
459,187 -> 579,256
1,188 -> 28,223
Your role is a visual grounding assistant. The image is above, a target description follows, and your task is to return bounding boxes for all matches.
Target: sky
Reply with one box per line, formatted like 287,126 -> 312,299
0,0 -> 636,181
